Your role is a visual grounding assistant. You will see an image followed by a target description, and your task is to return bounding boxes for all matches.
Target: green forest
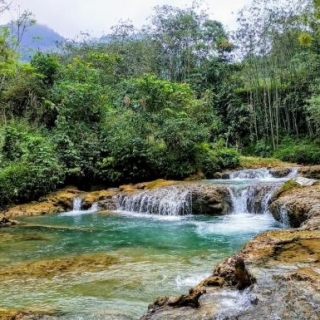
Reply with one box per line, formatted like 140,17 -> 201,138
0,0 -> 320,206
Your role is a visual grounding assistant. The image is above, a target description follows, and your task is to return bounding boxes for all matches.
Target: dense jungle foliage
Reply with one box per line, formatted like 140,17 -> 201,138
0,0 -> 320,205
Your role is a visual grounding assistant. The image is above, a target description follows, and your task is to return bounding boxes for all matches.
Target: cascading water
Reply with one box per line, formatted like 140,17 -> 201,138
230,168 -> 272,180
279,205 -> 290,227
73,197 -> 82,211
116,186 -> 192,216
212,167 -> 298,215
116,167 -> 298,217
60,198 -> 99,216
228,183 -> 279,214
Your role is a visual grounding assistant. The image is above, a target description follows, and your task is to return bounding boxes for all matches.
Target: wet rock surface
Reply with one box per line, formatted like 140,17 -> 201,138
0,308 -> 60,320
141,229 -> 320,320
190,184 -> 232,215
270,183 -> 320,229
269,167 -> 292,178
0,252 -> 117,280
299,165 -> 320,179
0,187 -> 83,218
141,165 -> 320,320
0,214 -> 17,227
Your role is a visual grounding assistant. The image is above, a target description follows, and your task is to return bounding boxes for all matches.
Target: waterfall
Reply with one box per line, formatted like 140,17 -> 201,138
279,205 -> 290,227
73,197 -> 82,211
60,198 -> 98,216
230,168 -> 272,180
228,184 -> 278,214
229,167 -> 298,180
287,167 -> 298,179
225,167 -> 299,215
89,202 -> 99,212
116,187 -> 192,216
115,167 -> 298,217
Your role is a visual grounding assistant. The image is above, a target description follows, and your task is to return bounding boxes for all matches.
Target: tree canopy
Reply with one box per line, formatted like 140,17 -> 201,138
1,0 -> 320,205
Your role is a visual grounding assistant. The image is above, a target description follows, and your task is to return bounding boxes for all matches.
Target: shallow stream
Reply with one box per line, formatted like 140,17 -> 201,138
0,169 -> 290,319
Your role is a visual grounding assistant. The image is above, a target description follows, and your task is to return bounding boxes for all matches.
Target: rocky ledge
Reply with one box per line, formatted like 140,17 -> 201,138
270,179 -> 320,229
141,228 -> 320,320
0,179 -> 233,220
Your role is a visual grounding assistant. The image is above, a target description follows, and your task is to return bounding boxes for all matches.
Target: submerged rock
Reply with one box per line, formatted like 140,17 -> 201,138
0,252 -> 117,280
0,214 -> 17,227
0,307 -> 63,320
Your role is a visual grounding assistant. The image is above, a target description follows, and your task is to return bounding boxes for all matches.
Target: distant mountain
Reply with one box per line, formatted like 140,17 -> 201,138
6,23 -> 65,60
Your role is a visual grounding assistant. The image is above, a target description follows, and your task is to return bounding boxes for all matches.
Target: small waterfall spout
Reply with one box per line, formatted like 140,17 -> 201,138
60,198 -> 98,217
116,187 -> 192,216
230,167 -> 298,180
279,205 -> 290,227
73,197 -> 82,211
228,184 -> 279,214
287,167 -> 299,179
89,202 -> 99,212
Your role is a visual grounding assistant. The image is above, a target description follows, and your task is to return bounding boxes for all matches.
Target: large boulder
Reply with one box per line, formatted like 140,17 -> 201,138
269,167 -> 292,178
299,165 -> 320,179
269,182 -> 320,229
190,184 -> 232,215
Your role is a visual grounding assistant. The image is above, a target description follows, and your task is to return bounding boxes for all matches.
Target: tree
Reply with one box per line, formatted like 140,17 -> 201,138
235,0 -> 318,149
148,3 -> 231,86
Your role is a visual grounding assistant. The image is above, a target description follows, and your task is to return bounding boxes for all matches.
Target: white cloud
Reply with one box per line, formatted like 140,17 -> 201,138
1,0 -> 251,38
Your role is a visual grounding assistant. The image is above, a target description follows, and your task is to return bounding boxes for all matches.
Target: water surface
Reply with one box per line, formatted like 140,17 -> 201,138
0,209 -> 281,319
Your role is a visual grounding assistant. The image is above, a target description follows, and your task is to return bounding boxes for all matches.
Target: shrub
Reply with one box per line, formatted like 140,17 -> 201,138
98,110 -> 156,183
273,138 -> 320,164
197,142 -> 240,177
0,124 -> 64,205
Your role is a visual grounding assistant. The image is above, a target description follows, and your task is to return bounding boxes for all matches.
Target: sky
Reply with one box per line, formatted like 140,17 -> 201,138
2,0 -> 251,39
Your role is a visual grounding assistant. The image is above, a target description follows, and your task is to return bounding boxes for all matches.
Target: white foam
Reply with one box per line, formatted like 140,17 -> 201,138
175,273 -> 210,289
60,203 -> 99,217
195,213 -> 277,236
115,210 -> 190,221
213,289 -> 254,319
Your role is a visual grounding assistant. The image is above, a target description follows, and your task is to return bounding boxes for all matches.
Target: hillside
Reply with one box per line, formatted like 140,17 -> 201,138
7,23 -> 65,60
